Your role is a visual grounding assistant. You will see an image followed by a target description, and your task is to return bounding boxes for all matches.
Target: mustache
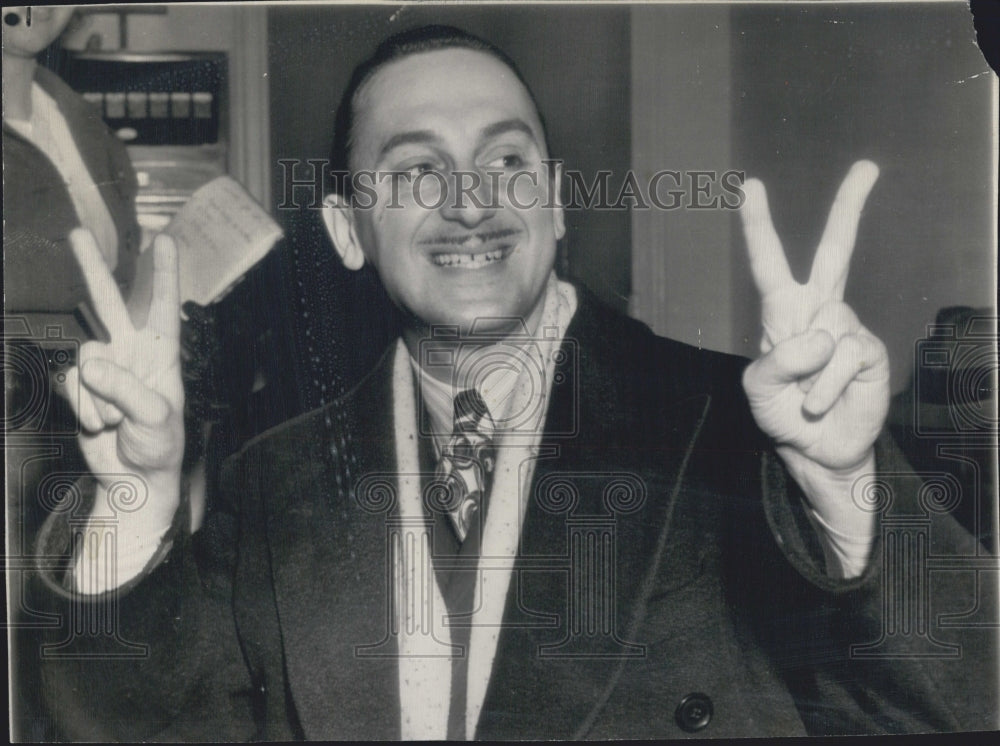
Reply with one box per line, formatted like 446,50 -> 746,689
417,228 -> 521,247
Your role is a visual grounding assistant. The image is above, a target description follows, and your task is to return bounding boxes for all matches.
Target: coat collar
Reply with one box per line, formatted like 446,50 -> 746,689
263,293 -> 715,739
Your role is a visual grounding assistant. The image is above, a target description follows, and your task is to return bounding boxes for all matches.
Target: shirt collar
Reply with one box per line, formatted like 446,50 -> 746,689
409,272 -> 577,450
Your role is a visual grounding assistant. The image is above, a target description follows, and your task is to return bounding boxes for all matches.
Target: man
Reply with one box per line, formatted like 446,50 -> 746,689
34,25 -> 995,740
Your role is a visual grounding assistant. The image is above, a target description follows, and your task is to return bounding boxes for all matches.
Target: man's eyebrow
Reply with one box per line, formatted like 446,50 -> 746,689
375,120 -> 538,160
479,118 -> 538,143
377,130 -> 440,160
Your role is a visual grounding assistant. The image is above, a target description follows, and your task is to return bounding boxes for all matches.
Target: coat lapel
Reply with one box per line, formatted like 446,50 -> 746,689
262,293 -> 719,739
477,299 -> 714,738
264,350 -> 402,740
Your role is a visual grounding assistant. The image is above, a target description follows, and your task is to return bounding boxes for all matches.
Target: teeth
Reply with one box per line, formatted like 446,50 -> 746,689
432,247 -> 508,268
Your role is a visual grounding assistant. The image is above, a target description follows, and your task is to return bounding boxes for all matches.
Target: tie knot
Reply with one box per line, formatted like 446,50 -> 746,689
453,388 -> 494,437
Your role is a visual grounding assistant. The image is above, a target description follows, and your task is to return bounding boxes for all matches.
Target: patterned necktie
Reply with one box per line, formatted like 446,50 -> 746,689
435,389 -> 496,543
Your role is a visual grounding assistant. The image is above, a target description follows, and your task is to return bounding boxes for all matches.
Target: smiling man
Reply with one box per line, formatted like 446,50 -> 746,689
33,25 -> 995,741
323,35 -> 564,346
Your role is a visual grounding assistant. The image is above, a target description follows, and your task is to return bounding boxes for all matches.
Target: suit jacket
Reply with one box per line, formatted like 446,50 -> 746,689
34,288 -> 997,740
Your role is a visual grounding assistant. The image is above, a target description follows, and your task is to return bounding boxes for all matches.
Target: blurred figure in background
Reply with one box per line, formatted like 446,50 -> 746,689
3,5 -> 140,312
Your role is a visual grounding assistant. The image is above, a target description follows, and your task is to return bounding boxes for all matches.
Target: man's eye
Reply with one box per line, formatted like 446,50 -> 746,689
404,163 -> 437,177
486,153 -> 525,170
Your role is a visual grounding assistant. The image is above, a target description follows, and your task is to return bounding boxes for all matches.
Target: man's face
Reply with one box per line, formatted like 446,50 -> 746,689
347,48 -> 565,336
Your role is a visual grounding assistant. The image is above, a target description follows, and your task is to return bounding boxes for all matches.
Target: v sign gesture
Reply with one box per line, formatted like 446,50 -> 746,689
739,160 -> 890,475
63,228 -> 186,537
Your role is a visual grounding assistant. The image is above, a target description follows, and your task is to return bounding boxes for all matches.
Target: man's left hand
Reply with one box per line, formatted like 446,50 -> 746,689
739,160 -> 890,478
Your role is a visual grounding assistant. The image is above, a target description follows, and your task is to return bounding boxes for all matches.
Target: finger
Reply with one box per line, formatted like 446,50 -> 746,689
743,330 -> 836,394
69,229 -> 131,340
125,243 -> 155,329
739,178 -> 794,296
63,366 -> 105,433
147,234 -> 181,339
809,298 -> 862,341
94,399 -> 125,428
797,371 -> 821,396
796,301 -> 863,395
802,333 -> 888,417
810,160 -> 880,299
76,340 -> 124,426
80,359 -> 170,427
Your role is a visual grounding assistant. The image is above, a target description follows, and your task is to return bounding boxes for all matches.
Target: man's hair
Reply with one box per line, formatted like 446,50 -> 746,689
328,24 -> 549,198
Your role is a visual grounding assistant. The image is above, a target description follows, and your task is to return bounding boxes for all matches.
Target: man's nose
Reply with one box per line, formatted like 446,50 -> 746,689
440,170 -> 497,228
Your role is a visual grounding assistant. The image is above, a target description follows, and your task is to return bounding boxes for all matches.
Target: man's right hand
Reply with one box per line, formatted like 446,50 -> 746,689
64,228 -> 185,530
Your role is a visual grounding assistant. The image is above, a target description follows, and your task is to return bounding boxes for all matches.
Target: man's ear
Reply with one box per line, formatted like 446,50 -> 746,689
321,194 -> 365,270
550,161 -> 566,241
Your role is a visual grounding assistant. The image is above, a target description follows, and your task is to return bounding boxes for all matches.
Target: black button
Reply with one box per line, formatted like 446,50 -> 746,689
675,692 -> 713,733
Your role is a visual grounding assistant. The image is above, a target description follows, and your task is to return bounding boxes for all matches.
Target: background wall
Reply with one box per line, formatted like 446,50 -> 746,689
62,5 -> 240,52
630,5 -> 735,355
629,1 -> 995,394
729,1 -> 996,393
60,5 -> 271,206
55,2 -> 995,401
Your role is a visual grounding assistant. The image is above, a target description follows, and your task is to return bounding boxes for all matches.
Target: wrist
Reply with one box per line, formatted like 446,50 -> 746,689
776,445 -> 877,541
89,468 -> 182,532
75,469 -> 187,595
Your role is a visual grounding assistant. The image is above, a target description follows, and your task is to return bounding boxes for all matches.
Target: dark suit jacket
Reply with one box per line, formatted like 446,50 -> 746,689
34,288 -> 997,740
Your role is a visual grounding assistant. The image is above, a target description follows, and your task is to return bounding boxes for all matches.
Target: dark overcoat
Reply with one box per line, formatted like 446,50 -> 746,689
34,288 -> 997,740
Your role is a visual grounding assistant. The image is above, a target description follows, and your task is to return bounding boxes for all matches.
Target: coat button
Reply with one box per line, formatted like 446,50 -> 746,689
675,692 -> 713,733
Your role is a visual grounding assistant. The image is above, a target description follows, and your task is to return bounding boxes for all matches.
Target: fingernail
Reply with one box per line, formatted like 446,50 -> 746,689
856,159 -> 879,176
741,179 -> 763,201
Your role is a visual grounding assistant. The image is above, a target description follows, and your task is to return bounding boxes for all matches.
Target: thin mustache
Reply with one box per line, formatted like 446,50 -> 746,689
418,228 -> 521,247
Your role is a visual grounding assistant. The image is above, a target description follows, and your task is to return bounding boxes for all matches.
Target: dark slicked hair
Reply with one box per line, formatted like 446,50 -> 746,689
328,24 -> 550,198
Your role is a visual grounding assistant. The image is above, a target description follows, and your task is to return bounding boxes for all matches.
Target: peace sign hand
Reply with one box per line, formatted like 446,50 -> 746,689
739,160 -> 890,473
63,229 -> 185,528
